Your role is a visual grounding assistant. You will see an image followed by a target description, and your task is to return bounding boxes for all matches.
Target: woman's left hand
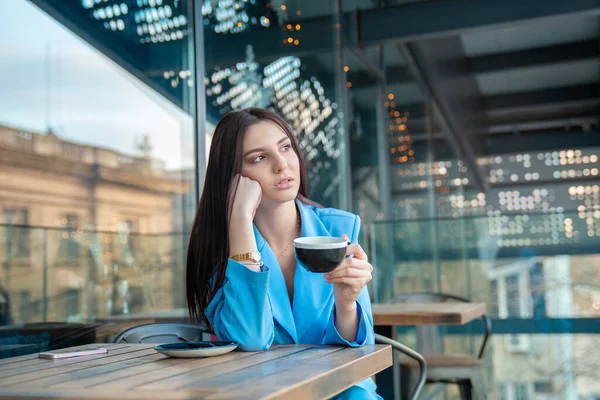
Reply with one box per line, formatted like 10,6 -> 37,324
324,234 -> 373,309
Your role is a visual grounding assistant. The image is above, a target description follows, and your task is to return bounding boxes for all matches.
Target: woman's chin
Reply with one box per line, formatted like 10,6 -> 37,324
263,189 -> 299,204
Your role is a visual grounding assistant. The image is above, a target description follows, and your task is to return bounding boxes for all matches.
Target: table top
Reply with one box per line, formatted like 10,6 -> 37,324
371,302 -> 486,326
0,343 -> 392,400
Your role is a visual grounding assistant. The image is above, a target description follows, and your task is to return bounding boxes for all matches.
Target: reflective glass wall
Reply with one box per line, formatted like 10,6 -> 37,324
0,0 -> 196,323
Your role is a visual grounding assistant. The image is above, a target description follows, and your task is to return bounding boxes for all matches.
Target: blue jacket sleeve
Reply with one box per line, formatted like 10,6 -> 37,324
322,286 -> 375,346
321,214 -> 375,347
205,260 -> 275,351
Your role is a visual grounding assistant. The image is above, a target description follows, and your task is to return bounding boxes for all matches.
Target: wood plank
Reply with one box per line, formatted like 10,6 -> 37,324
0,343 -> 124,369
371,303 -> 486,325
400,354 -> 481,367
0,344 -> 140,377
134,345 -> 316,391
51,354 -> 199,389
0,387 -> 201,400
56,347 -> 262,390
0,344 -> 131,373
0,345 -> 156,386
203,345 -> 392,400
171,346 -> 344,392
0,353 -> 39,367
11,353 -> 168,388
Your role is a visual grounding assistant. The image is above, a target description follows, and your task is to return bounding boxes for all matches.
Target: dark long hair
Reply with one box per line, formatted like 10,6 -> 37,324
186,107 -> 313,326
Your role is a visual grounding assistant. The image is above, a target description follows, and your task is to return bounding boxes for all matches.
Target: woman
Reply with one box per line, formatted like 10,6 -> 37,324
186,108 -> 380,399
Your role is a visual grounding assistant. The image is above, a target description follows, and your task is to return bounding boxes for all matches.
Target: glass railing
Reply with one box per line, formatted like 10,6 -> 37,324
0,224 -> 187,326
363,210 -> 600,317
362,210 -> 600,399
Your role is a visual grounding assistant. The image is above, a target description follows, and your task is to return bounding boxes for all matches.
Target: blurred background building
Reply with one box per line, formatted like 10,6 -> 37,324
1,0 -> 599,398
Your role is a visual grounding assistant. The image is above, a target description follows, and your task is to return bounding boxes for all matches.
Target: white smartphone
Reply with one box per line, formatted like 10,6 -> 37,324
38,345 -> 108,359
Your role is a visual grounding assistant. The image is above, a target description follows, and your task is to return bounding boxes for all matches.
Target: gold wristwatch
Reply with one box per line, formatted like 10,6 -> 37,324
230,250 -> 262,263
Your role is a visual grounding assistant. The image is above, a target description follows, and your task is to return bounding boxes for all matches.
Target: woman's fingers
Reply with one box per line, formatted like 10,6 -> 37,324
342,234 -> 368,261
325,265 -> 372,281
326,257 -> 373,277
325,276 -> 372,288
229,175 -> 262,220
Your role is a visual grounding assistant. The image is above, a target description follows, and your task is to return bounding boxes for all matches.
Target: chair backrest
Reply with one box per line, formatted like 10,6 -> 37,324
112,323 -> 207,344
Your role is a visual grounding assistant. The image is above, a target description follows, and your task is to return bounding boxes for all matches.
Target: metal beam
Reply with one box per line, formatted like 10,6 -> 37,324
397,42 -> 488,191
361,0 -> 600,44
408,114 -> 600,139
467,39 -> 599,74
349,41 -> 600,89
334,0 -> 353,211
413,132 -> 600,164
347,47 -> 385,83
414,131 -> 600,157
488,130 -> 600,152
485,111 -> 600,134
193,0 -> 207,204
483,84 -> 600,111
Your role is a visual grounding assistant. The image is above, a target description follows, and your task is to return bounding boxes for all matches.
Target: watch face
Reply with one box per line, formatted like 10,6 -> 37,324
250,251 -> 261,262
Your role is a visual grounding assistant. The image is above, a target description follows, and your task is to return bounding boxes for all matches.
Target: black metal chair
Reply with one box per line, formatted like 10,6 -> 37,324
375,333 -> 426,400
387,292 -> 491,400
112,322 -> 209,344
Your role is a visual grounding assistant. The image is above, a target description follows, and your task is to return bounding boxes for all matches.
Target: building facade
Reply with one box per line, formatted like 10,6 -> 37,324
0,124 -> 188,323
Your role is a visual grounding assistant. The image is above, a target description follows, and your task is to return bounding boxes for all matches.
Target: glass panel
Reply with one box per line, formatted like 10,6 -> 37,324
0,225 -> 187,324
369,209 -> 600,317
393,333 -> 597,400
0,0 -> 196,328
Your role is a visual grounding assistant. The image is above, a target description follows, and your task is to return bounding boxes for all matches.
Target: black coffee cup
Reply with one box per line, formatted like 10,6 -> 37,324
293,236 -> 348,273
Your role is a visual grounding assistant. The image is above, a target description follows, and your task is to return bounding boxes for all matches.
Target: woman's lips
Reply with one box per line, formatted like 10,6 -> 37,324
275,178 -> 294,189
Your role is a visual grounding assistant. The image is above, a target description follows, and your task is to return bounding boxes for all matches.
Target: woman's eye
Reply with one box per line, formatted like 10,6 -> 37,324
282,144 -> 291,151
253,155 -> 265,162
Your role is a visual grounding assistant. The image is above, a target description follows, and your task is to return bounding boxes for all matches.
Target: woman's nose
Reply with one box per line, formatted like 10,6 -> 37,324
274,155 -> 288,173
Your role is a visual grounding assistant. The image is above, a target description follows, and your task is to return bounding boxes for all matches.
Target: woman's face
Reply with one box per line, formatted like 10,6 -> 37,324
240,120 -> 301,206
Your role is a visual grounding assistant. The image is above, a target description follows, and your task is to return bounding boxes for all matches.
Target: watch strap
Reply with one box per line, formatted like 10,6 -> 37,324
230,251 -> 261,263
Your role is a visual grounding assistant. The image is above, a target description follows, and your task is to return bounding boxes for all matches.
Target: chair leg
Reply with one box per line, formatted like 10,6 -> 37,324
468,369 -> 488,400
458,382 -> 473,400
399,364 -> 419,400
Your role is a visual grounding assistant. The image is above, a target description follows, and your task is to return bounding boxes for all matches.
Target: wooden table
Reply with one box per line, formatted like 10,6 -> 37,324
372,302 -> 486,400
372,302 -> 486,326
0,343 -> 392,400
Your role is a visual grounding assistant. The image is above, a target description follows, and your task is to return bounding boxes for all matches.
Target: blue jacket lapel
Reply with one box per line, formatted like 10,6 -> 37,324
253,223 -> 298,343
293,200 -> 335,342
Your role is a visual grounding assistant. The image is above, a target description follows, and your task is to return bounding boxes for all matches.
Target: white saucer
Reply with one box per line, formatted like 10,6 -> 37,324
153,341 -> 238,358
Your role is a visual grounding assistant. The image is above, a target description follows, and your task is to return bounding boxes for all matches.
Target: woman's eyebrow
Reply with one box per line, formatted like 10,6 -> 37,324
243,137 -> 290,157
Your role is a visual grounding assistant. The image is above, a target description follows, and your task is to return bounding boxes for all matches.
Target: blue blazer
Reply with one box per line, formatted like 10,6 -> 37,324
206,199 -> 380,399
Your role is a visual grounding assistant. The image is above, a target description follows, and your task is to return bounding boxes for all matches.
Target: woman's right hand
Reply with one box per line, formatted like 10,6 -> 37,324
228,174 -> 262,222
